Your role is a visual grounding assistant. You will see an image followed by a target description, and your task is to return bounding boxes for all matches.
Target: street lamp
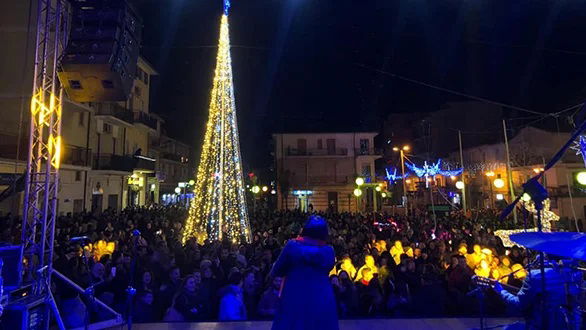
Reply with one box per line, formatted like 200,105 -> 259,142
188,179 -> 195,186
455,181 -> 465,190
251,185 -> 260,194
393,145 -> 410,215
577,172 -> 586,186
262,186 -> 268,192
355,177 -> 365,186
493,178 -> 505,189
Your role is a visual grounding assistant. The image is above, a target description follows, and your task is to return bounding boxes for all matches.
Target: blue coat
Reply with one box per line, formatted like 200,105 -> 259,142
271,239 -> 339,330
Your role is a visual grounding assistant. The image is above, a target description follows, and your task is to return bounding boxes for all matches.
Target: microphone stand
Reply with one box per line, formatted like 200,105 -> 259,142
126,230 -> 140,330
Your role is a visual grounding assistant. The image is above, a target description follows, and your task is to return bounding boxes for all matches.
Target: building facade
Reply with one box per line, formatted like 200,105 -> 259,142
448,126 -> 586,223
273,132 -> 382,212
0,2 -> 187,215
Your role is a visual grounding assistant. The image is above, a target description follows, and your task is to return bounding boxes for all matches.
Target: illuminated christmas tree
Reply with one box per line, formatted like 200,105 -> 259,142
182,1 -> 251,244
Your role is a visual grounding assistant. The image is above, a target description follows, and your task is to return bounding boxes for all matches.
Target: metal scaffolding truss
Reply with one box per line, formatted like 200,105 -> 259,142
19,1 -> 123,328
22,0 -> 68,294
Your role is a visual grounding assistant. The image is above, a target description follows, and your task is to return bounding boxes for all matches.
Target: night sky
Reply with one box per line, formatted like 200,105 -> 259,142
134,0 -> 586,169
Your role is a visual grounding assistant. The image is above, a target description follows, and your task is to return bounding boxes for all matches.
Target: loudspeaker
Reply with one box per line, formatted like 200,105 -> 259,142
0,245 -> 23,292
1,295 -> 49,330
59,0 -> 142,102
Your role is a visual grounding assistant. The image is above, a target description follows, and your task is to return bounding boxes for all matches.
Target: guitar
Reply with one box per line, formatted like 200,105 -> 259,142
472,275 -> 520,292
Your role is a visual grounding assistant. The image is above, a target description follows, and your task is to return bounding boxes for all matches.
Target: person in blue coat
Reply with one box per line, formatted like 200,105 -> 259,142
271,215 -> 339,330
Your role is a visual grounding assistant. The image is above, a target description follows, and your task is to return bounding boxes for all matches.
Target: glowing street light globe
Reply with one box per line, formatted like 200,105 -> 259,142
353,188 -> 363,197
355,177 -> 365,186
455,181 -> 465,190
251,186 -> 260,194
188,179 -> 195,186
493,178 -> 505,189
375,186 -> 381,192
381,192 -> 387,198
577,172 -> 586,186
174,187 -> 181,194
262,186 -> 268,192
496,193 -> 504,201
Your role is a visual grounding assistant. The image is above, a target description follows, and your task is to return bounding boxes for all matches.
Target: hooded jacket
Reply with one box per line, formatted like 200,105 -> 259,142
270,238 -> 339,330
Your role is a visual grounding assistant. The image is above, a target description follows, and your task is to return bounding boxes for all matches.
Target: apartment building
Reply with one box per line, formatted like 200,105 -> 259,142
273,132 -> 382,212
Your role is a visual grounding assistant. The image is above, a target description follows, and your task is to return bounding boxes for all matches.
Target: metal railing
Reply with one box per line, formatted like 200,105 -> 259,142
286,147 -> 348,156
62,145 -> 91,166
94,103 -> 134,124
133,111 -> 158,130
354,148 -> 383,156
93,154 -> 156,172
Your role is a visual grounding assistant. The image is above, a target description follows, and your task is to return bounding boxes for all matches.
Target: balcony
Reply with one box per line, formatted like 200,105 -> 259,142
355,148 -> 383,156
62,145 -> 91,167
307,175 -> 349,185
133,111 -> 158,132
94,103 -> 134,126
286,147 -> 348,157
93,154 -> 155,172
160,152 -> 188,163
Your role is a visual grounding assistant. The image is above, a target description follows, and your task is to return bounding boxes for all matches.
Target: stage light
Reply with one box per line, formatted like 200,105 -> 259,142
355,177 -> 364,186
493,178 -> 505,189
496,194 -> 504,200
353,188 -> 362,197
455,181 -> 464,190
576,172 -> 586,185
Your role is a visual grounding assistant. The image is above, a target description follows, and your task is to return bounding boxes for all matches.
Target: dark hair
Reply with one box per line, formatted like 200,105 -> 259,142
301,215 -> 328,241
228,272 -> 242,285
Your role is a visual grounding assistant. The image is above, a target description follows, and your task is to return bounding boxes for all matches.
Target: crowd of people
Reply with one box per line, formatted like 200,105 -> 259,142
0,205 -> 537,327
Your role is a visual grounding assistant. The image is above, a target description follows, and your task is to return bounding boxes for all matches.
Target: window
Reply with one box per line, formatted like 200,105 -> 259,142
361,164 -> 371,177
317,139 -> 323,149
326,139 -> 336,155
69,80 -> 82,89
102,80 -> 114,89
103,123 -> 112,133
112,137 -> 117,154
297,139 -> 307,155
78,112 -> 85,127
75,171 -> 82,182
359,139 -> 370,155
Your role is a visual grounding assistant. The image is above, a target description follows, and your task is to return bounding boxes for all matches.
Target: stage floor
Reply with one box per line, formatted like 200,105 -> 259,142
127,318 -> 522,330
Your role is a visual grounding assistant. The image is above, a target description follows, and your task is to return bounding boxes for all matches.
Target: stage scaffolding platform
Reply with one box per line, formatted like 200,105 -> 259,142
125,318 -> 522,330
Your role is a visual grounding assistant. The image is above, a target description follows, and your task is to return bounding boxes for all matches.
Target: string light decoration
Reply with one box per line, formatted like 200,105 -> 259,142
570,135 -> 586,167
494,199 -> 559,247
182,2 -> 251,245
385,167 -> 408,184
405,159 -> 463,178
